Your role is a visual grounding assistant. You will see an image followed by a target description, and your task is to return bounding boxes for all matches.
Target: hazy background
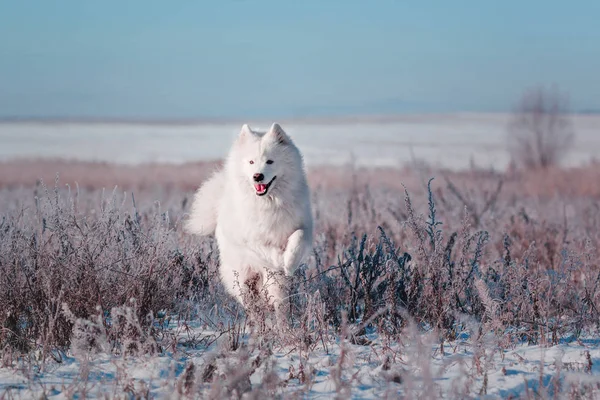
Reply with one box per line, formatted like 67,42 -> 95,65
1,1 -> 599,170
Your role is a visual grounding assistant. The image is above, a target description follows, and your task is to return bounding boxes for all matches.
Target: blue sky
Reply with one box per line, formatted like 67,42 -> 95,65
0,1 -> 599,118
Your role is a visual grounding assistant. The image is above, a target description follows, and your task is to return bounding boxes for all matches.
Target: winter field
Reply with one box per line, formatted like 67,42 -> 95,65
1,115 -> 600,398
2,113 -> 600,170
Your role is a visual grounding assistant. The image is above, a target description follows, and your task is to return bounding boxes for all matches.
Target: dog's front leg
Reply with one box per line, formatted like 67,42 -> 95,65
283,228 -> 311,276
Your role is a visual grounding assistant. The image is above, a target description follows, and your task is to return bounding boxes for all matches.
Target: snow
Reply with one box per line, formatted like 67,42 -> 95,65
1,325 -> 598,398
1,113 -> 599,170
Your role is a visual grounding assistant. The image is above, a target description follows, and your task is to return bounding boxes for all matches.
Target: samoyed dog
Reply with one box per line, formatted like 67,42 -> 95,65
186,123 -> 313,313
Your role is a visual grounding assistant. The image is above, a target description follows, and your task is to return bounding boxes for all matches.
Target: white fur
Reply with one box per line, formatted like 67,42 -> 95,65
185,123 -> 313,307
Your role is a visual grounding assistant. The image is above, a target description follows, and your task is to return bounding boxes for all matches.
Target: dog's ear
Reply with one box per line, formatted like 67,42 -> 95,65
264,123 -> 290,145
239,124 -> 253,141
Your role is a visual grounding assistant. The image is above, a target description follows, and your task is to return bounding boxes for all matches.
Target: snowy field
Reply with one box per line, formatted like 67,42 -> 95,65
1,324 -> 598,399
1,113 -> 600,169
1,113 -> 600,399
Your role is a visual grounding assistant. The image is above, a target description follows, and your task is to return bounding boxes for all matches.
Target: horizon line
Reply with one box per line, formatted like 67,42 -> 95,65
1,110 -> 598,126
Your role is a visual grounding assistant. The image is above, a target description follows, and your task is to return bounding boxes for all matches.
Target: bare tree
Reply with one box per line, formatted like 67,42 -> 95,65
507,86 -> 575,169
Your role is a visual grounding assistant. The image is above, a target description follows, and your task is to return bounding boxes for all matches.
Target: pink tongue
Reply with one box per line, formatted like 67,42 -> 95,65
255,184 -> 266,192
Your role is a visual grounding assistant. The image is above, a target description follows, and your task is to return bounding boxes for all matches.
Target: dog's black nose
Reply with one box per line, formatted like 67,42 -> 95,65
253,173 -> 264,182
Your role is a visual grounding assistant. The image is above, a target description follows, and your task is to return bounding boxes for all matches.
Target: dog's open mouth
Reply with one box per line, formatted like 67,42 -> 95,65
254,176 -> 276,196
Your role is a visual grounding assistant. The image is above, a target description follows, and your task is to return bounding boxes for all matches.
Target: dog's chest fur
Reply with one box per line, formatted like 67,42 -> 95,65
218,192 -> 300,251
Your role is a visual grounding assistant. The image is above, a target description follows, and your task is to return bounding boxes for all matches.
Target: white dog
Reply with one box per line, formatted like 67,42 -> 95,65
186,123 -> 313,311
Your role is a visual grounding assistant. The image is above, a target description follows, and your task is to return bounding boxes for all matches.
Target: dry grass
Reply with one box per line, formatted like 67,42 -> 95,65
1,158 -> 600,398
2,158 -> 600,197
0,159 -> 221,191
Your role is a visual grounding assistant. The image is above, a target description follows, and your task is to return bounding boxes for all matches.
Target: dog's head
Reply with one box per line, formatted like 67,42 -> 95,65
232,123 -> 302,197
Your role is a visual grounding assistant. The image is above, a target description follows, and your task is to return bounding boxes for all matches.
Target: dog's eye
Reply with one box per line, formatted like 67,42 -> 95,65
249,160 -> 254,165
266,160 -> 274,165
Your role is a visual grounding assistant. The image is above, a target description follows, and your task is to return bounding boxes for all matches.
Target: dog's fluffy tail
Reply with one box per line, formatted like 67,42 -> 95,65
185,169 -> 224,236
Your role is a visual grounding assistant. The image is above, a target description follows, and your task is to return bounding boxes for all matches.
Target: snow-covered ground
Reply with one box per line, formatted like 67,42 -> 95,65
1,113 -> 599,169
1,324 -> 598,399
